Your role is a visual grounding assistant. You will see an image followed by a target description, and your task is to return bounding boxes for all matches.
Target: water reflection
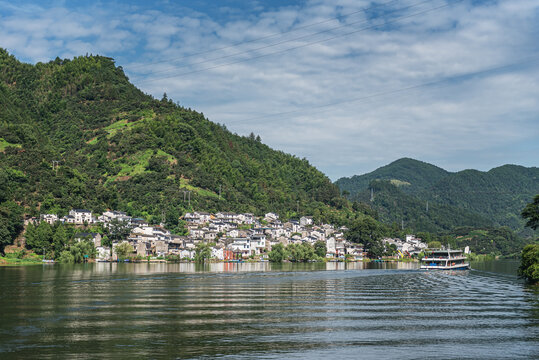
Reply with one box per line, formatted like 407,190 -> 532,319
0,261 -> 536,359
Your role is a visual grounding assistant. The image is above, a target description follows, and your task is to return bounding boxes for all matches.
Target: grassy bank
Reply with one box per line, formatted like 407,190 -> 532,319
0,252 -> 44,266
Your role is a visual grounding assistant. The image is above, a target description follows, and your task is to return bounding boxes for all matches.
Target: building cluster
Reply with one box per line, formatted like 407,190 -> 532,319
381,235 -> 428,256
39,209 -> 428,261
38,209 -> 370,261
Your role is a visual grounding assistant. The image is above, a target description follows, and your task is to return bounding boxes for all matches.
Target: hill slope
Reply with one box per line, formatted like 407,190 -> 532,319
336,158 -> 450,195
354,180 -> 493,233
337,159 -> 539,233
0,49 -> 343,236
422,164 -> 539,230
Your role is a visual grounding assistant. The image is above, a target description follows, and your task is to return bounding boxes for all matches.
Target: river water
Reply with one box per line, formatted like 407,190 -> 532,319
0,261 -> 537,359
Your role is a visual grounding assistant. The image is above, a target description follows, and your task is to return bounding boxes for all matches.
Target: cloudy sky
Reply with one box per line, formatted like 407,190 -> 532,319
1,0 -> 538,180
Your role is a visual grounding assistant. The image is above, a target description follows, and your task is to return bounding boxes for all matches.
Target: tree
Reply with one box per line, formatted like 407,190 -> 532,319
194,242 -> 213,263
0,219 -> 11,254
70,240 -> 96,263
522,195 -> 539,230
115,242 -> 134,260
314,240 -> 327,258
26,222 -> 53,254
106,219 -> 131,260
346,217 -> 384,258
268,243 -> 287,263
52,225 -> 68,257
518,244 -> 539,284
427,241 -> 442,249
57,250 -> 75,264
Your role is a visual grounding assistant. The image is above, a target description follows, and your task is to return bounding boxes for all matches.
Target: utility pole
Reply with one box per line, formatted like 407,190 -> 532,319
426,201 -> 429,213
401,219 -> 404,230
52,160 -> 59,176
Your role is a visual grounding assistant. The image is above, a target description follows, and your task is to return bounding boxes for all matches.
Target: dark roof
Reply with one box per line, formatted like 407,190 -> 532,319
75,232 -> 99,238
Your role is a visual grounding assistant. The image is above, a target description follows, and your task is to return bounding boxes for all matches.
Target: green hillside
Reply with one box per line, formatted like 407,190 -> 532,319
422,164 -> 539,230
338,158 -> 538,233
336,158 -> 449,195
0,49 -> 348,245
355,180 -> 492,233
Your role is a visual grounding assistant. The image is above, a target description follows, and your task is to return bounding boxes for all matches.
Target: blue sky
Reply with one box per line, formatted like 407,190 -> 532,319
1,0 -> 538,180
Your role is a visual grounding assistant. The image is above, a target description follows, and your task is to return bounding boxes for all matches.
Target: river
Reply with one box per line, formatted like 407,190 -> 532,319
0,261 -> 537,359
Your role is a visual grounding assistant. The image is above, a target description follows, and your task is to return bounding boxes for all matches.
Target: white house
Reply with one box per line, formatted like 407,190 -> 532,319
300,216 -> 314,227
40,214 -> 58,225
229,237 -> 251,257
69,209 -> 93,224
250,234 -> 266,255
264,212 -> 279,222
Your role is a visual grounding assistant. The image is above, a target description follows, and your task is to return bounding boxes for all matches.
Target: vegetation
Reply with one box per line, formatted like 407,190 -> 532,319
346,217 -> 384,258
0,49 -> 533,260
267,242 -> 324,263
0,48 -> 362,251
0,250 -> 43,266
352,180 -> 492,233
115,242 -> 134,260
268,243 -> 287,263
336,158 -> 449,195
57,240 -> 96,263
336,158 -> 539,233
518,244 -> 539,284
521,195 -> 539,230
194,242 -> 213,263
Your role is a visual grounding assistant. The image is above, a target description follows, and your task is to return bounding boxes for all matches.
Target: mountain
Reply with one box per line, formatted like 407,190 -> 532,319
421,164 -> 539,230
337,159 -> 539,233
354,180 -> 492,233
0,49 -> 345,242
336,158 -> 449,195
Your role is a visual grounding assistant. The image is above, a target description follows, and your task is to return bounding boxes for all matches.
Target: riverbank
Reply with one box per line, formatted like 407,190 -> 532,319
0,254 -> 43,266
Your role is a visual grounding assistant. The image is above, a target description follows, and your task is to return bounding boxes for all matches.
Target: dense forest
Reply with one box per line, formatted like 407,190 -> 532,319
336,158 -> 539,233
0,49 -> 368,250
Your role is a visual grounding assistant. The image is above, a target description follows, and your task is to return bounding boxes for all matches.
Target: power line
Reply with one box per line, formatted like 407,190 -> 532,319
133,0 -> 433,78
223,56 -> 539,125
136,0 -> 457,84
128,0 -> 401,70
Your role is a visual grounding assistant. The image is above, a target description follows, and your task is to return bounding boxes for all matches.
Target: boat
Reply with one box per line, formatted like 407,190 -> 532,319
420,248 -> 470,270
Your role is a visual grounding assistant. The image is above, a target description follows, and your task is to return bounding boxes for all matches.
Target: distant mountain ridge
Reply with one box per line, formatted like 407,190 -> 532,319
336,158 -> 449,195
336,159 -> 539,232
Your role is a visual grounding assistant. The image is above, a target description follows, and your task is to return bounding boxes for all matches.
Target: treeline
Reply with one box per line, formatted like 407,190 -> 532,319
23,222 -> 97,263
268,241 -> 327,262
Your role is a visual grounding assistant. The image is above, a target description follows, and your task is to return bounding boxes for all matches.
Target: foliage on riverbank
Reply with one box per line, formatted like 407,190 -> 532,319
518,244 -> 539,284
268,241 -> 327,263
0,250 -> 42,266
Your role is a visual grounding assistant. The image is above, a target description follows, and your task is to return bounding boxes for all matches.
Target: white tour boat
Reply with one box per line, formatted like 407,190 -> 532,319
420,248 -> 470,270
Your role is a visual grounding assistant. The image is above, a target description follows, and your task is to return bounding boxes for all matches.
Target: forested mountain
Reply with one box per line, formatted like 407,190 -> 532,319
336,158 -> 449,196
337,159 -> 539,233
0,49 -> 348,245
354,180 -> 492,233
422,165 -> 538,230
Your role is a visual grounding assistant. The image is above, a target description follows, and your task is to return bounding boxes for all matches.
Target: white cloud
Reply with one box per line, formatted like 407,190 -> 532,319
1,0 -> 538,179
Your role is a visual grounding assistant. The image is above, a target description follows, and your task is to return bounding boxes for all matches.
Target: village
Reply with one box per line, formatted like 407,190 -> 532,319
38,209 -> 429,262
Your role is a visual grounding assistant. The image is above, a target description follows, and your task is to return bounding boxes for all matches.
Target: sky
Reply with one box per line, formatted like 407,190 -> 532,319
1,0 -> 538,180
